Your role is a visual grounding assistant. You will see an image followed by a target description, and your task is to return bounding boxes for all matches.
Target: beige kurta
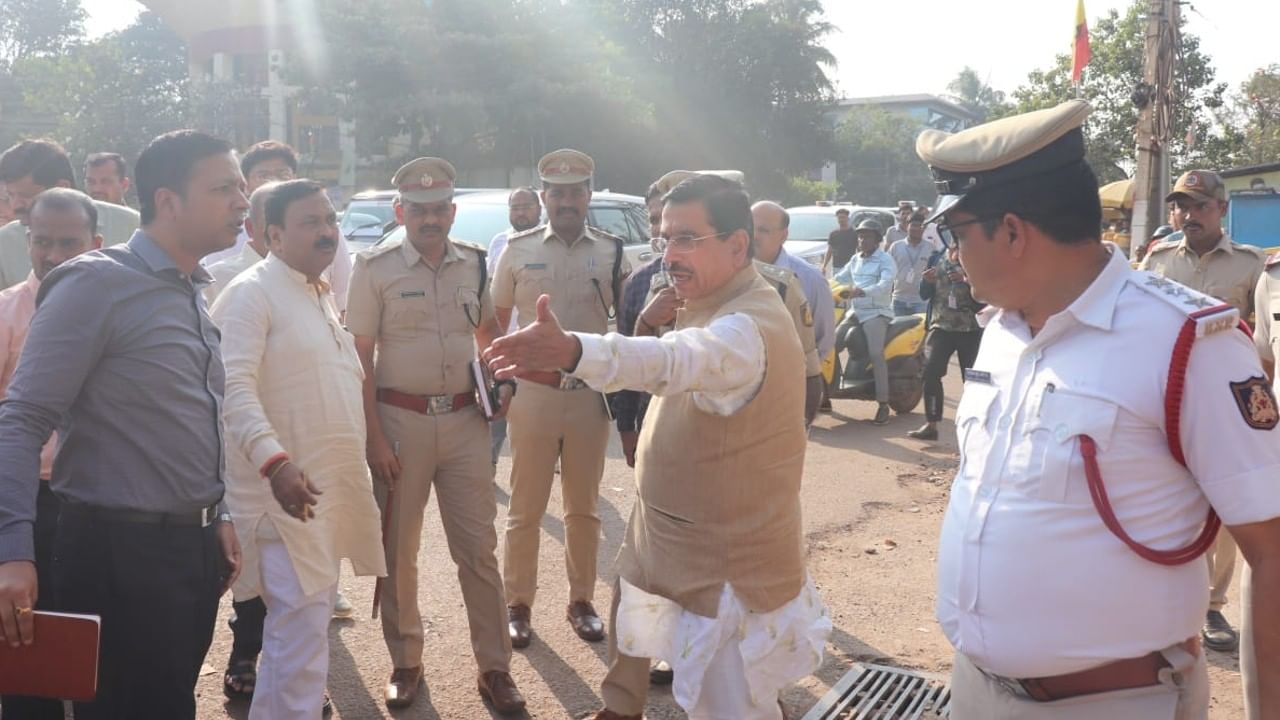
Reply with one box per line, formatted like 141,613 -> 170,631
212,254 -> 385,598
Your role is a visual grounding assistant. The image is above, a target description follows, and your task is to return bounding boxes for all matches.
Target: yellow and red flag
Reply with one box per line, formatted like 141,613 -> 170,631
1072,0 -> 1091,85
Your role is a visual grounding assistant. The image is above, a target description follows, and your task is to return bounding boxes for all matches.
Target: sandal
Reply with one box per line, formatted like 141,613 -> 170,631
223,657 -> 257,700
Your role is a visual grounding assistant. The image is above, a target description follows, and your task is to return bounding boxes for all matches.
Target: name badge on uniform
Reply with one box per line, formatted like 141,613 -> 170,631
948,292 -> 959,309
963,369 -> 993,384
399,290 -> 425,298
524,263 -> 547,270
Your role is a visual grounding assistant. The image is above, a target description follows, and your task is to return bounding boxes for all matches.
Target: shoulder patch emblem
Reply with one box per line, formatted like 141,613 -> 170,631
1230,376 -> 1279,430
802,303 -> 814,328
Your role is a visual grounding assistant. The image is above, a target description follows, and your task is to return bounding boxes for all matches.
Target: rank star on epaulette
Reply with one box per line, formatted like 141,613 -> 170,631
1230,376 -> 1280,430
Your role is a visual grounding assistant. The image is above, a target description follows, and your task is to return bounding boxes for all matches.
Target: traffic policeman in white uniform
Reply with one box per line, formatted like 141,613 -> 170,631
922,99 -> 1280,719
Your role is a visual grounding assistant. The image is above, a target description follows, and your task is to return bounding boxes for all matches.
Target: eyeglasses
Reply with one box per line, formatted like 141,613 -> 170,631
652,231 -> 723,254
935,216 -> 993,247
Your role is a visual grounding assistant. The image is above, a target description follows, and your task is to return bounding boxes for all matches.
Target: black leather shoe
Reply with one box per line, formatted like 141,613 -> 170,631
478,670 -> 527,714
907,423 -> 938,440
567,600 -> 605,642
508,604 -> 532,649
873,403 -> 891,425
1203,610 -> 1239,652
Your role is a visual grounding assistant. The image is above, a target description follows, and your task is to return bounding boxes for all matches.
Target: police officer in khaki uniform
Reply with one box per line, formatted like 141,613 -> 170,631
494,149 -> 630,647
346,158 -> 525,714
1139,169 -> 1265,653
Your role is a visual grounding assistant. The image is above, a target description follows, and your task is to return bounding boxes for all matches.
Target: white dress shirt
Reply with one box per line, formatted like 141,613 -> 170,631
938,247 -> 1280,678
212,254 -> 385,598
571,316 -> 830,709
205,241 -> 266,305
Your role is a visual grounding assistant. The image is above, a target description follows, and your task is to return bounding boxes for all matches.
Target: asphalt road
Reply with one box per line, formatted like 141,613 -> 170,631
193,368 -> 1247,719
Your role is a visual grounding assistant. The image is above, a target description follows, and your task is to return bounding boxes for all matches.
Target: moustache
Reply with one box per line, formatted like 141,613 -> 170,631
664,261 -> 693,275
556,208 -> 579,215
418,224 -> 443,234
314,236 -> 337,250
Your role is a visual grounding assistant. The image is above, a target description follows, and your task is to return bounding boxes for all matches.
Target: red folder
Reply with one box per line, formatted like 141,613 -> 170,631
0,611 -> 100,701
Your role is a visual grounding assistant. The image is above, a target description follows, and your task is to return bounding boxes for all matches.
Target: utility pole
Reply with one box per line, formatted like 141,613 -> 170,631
1130,0 -> 1180,258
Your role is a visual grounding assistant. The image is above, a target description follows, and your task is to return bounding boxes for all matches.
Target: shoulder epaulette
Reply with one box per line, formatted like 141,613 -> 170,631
359,236 -> 403,261
1233,242 -> 1267,257
586,225 -> 625,245
1265,251 -> 1280,268
1132,271 -> 1239,336
453,239 -> 486,256
754,260 -> 795,284
507,225 -> 544,243
1146,239 -> 1179,254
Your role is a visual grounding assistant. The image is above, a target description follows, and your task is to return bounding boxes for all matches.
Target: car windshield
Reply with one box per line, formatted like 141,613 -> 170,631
340,200 -> 395,236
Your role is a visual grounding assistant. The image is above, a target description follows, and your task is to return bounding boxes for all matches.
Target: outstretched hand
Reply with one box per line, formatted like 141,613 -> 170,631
483,295 -> 582,380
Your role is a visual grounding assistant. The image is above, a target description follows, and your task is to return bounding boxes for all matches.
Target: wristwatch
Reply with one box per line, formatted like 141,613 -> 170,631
216,512 -> 234,525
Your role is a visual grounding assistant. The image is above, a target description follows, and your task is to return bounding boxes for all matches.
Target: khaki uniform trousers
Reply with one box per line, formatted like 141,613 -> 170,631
376,403 -> 510,673
503,381 -> 609,607
949,646 -> 1208,720
1206,530 -> 1238,612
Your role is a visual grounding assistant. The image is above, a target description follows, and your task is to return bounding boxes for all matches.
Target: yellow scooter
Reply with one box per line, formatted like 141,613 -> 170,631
823,281 -> 927,414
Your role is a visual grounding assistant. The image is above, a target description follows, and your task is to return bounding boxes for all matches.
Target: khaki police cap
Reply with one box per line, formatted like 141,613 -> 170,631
538,149 -> 594,185
1166,170 -> 1226,204
392,157 -> 456,203
916,99 -> 1092,222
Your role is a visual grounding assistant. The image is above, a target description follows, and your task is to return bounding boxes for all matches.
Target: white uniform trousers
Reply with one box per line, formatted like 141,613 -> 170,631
1242,561 -> 1259,719
949,645 -> 1208,720
248,537 -> 335,720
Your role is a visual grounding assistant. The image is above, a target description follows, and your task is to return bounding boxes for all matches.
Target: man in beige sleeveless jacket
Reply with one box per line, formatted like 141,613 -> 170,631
483,174 -> 831,720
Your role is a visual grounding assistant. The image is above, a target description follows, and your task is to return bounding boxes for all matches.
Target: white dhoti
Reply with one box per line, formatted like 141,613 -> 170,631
614,577 -> 830,719
247,533 -> 335,720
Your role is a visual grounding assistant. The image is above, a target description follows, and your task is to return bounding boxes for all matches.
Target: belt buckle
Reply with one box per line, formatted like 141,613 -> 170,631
558,374 -> 584,391
200,505 -> 217,528
427,395 -> 454,415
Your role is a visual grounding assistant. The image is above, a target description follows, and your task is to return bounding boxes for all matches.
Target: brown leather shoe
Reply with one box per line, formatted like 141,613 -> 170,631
567,600 -> 605,642
478,670 -> 527,714
385,666 -> 423,709
508,604 -> 532,649
591,710 -> 643,720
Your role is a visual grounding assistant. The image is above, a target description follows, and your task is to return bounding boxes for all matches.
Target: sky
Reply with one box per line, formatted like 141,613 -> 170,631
84,0 -> 1277,98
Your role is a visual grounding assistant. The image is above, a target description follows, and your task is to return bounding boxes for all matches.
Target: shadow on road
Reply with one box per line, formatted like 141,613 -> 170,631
519,641 -> 602,718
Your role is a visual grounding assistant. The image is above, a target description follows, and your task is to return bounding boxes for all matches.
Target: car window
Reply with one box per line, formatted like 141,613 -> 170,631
589,205 -> 638,244
622,204 -> 651,245
340,201 -> 394,236
448,202 -> 511,248
787,213 -> 843,242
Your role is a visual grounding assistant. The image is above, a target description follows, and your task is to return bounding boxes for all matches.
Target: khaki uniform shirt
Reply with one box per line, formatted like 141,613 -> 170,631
492,224 -> 631,334
346,236 -> 493,397
0,201 -> 140,290
1138,233 -> 1265,319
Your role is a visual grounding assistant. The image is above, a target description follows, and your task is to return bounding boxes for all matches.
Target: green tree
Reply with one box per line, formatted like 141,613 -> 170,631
946,66 -> 1011,122
0,0 -> 85,68
1235,65 -> 1280,165
14,12 -> 190,180
832,106 -> 934,206
1006,1 -> 1232,181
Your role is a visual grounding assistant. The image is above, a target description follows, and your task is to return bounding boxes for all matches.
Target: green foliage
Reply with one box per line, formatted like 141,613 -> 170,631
1235,65 -> 1280,165
832,106 -> 934,206
13,12 -> 190,180
303,0 -> 836,196
1005,2 -> 1230,180
946,67 -> 1011,122
0,0 -> 85,68
783,175 -> 837,206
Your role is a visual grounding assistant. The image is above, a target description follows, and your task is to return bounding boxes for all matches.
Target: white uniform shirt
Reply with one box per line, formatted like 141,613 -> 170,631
1253,262 -> 1280,393
938,248 -> 1280,679
571,317 -> 831,709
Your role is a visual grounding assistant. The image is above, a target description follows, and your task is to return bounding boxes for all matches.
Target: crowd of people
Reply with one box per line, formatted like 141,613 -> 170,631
0,95 -> 1275,720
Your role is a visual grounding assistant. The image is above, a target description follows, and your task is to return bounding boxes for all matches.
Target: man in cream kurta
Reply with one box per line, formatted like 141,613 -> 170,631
211,179 -> 384,720
484,174 -> 830,720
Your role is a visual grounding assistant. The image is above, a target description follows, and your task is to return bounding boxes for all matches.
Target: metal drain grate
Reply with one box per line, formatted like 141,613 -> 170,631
800,663 -> 952,720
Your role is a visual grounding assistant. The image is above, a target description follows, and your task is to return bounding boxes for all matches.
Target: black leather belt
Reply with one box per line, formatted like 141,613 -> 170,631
60,499 -> 221,528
